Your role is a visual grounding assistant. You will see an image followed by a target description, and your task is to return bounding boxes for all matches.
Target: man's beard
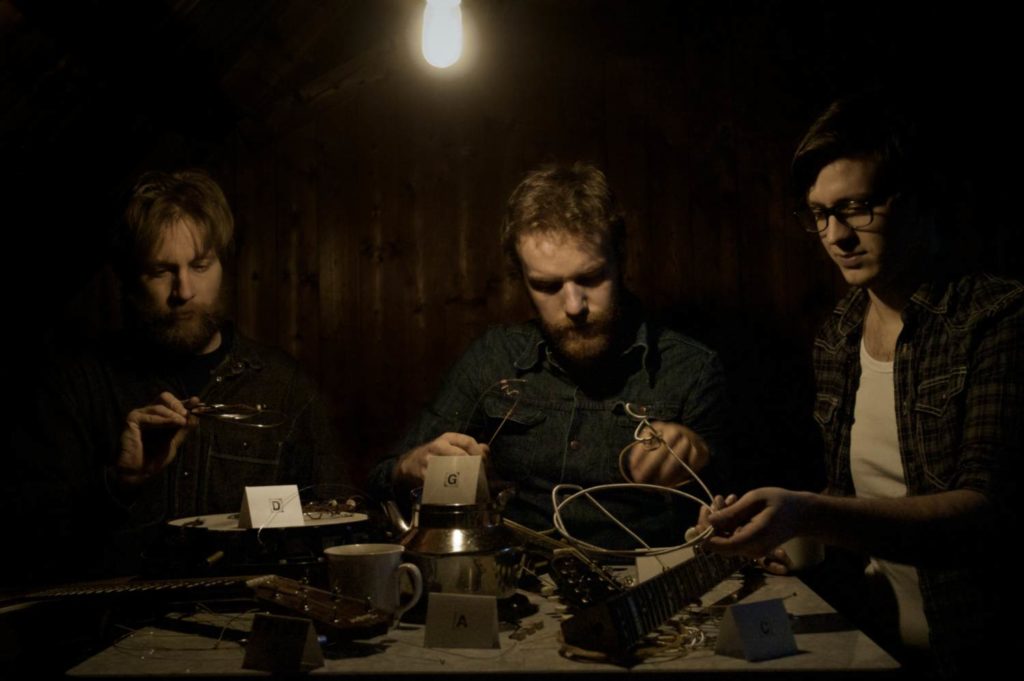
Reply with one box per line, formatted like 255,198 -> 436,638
541,305 -> 621,367
126,295 -> 223,355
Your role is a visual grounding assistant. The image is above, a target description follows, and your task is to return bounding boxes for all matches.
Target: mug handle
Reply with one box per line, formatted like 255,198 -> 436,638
394,562 -> 423,622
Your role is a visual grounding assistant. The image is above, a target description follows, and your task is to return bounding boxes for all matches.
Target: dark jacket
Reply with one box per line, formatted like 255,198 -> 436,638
369,318 -> 730,549
7,326 -> 347,584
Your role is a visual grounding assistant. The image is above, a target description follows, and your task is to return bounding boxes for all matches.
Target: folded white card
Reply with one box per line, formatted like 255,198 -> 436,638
716,598 -> 797,661
424,593 -> 499,649
421,455 -> 489,505
238,484 -> 304,529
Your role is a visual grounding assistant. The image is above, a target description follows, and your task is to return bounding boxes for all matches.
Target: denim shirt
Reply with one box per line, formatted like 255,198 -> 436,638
812,274 -> 1024,675
8,326 -> 346,583
369,319 -> 729,549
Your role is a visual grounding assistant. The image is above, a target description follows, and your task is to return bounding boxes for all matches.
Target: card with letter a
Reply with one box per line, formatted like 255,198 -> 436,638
424,593 -> 499,648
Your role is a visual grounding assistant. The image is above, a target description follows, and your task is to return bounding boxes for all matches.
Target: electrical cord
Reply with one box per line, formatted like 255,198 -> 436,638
550,402 -> 716,558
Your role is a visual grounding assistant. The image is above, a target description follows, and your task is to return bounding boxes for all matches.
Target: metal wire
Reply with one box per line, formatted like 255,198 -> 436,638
190,403 -> 286,429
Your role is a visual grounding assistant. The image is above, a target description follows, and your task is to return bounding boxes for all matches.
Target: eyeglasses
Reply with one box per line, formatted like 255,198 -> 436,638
795,197 -> 894,234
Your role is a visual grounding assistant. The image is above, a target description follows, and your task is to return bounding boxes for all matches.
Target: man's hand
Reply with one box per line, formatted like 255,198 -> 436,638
393,433 -> 490,489
627,421 -> 709,487
705,487 -> 811,558
693,493 -> 795,574
116,392 -> 199,487
695,493 -> 737,534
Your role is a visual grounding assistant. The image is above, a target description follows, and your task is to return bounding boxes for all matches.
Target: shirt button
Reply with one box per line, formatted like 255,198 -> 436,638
215,376 -> 224,383
569,439 -> 581,451
183,470 -> 191,478
241,441 -> 250,449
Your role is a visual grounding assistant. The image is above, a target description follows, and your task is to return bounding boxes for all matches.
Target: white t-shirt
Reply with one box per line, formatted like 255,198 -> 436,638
850,339 -> 929,650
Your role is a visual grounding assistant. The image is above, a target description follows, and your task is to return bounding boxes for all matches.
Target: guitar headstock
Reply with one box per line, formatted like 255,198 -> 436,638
248,576 -> 390,636
501,518 -> 625,610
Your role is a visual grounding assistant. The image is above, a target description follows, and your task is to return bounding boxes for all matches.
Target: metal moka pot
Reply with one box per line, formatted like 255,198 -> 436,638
385,491 -> 524,599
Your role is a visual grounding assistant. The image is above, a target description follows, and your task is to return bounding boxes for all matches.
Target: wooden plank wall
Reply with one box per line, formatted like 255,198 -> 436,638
211,1 -> 856,490
8,0 -> 1018,495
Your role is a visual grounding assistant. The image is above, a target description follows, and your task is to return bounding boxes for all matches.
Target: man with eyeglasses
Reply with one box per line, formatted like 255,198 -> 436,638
703,97 -> 1022,676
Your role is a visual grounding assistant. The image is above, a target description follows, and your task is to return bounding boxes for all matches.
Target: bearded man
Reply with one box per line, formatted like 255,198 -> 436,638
368,162 -> 729,548
7,170 -> 346,583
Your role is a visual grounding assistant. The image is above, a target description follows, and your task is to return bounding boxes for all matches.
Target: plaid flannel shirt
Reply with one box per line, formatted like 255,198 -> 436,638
812,273 -> 1024,675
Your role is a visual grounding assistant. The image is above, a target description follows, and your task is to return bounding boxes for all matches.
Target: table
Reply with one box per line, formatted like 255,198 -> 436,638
67,574 -> 899,676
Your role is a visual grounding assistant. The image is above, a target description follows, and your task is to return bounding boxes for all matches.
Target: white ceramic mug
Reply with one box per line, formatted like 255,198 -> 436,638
323,543 -> 423,624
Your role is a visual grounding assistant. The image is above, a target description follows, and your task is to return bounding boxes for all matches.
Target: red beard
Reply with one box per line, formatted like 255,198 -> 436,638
128,295 -> 223,355
542,307 -> 618,365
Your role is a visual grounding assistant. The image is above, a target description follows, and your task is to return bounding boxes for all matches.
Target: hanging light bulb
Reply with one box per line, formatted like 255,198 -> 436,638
422,0 -> 462,69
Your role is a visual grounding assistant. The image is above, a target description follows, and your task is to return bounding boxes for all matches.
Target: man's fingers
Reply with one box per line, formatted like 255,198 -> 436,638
721,513 -> 776,556
628,422 -> 709,487
156,391 -> 189,416
762,547 -> 793,575
432,432 -> 490,457
707,531 -> 772,559
443,432 -> 479,449
706,534 -> 749,556
627,444 -> 661,483
395,433 -> 487,487
650,421 -> 708,471
128,406 -> 188,428
428,441 -> 470,457
428,436 -> 484,458
707,492 -> 763,531
165,429 -> 189,465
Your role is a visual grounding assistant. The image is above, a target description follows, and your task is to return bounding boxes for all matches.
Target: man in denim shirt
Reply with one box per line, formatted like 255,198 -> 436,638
8,170 -> 346,583
369,162 -> 728,549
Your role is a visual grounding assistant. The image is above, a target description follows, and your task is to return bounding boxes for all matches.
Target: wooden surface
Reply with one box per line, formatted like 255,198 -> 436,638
67,575 -> 899,676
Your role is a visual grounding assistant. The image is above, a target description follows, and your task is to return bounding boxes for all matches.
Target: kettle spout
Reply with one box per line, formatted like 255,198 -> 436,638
384,500 -> 411,534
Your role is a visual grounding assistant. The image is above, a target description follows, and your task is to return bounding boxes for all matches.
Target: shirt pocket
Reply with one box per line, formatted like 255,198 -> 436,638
813,392 -> 840,428
204,428 -> 284,512
611,401 -> 679,432
481,394 -> 547,482
913,367 -> 967,489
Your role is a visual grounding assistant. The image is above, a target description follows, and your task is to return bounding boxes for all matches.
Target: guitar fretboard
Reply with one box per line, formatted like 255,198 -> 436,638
9,574 -> 391,637
562,550 -> 746,655
23,574 -> 269,601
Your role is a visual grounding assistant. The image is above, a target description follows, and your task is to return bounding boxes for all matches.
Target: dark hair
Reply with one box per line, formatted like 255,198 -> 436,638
791,94 -> 921,202
501,162 -> 625,274
115,169 -> 234,278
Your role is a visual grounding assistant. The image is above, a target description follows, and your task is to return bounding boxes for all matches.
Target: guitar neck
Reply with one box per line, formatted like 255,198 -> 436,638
6,574 -> 390,637
561,549 -> 746,656
15,574 -> 268,603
